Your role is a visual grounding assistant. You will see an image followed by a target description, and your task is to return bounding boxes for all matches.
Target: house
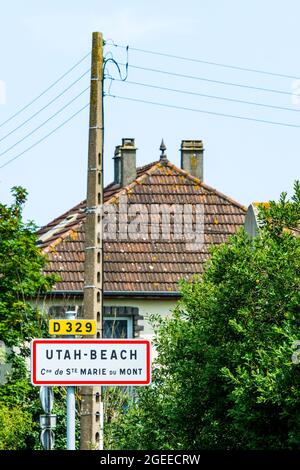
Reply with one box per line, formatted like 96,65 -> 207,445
37,139 -> 246,340
244,201 -> 300,237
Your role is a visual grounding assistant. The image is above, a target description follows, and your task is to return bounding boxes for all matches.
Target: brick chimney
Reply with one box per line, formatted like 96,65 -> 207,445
114,138 -> 137,186
180,140 -> 204,180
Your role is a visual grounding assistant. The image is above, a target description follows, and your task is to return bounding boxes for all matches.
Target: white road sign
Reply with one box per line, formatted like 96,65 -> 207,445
31,339 -> 151,386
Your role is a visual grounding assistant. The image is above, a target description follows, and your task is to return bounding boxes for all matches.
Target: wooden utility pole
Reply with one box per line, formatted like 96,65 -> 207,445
80,31 -> 104,450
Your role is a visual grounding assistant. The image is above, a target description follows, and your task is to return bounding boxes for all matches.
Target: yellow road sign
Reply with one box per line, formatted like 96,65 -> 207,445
49,319 -> 96,336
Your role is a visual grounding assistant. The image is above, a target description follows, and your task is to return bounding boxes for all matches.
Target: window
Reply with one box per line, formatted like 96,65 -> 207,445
103,316 -> 133,338
48,305 -> 83,319
48,306 -> 139,339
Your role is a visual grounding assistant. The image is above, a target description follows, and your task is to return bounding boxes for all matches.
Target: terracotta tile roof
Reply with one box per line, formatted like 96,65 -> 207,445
38,160 -> 246,294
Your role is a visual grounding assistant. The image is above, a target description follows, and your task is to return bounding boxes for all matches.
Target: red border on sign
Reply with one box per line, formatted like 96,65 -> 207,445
31,339 -> 151,386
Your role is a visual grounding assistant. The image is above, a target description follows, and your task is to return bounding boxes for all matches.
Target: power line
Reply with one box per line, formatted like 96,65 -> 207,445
106,93 -> 300,129
119,63 -> 295,97
110,78 -> 300,114
110,41 -> 300,81
0,87 -> 89,158
0,103 -> 89,169
0,69 -> 90,144
0,52 -> 91,129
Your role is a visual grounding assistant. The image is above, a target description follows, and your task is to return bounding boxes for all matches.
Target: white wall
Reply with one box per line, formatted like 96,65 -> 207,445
37,297 -> 177,341
105,298 -> 177,340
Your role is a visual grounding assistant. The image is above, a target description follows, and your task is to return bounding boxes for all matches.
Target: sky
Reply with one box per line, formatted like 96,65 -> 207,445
0,0 -> 299,226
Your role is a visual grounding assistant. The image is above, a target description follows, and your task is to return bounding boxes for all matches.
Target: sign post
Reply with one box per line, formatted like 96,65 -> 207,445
31,339 -> 151,386
67,384 -> 76,449
65,311 -> 76,450
32,336 -> 151,450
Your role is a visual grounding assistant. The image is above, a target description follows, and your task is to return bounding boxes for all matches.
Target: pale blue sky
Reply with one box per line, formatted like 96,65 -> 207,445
0,1 -> 299,226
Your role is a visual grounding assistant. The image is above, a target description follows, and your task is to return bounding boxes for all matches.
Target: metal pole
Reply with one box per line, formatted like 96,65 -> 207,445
66,310 -> 76,450
67,386 -> 76,450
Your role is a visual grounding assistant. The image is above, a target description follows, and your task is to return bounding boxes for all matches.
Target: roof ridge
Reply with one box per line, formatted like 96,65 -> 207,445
38,161 -> 159,235
37,199 -> 85,235
43,226 -> 79,253
38,160 -> 160,247
137,160 -> 159,174
39,158 -> 246,253
165,160 -> 247,212
104,161 -> 161,204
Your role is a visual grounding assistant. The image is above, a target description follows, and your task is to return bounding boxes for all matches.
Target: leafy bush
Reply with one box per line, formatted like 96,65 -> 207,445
0,187 -> 57,449
107,182 -> 300,450
0,404 -> 35,450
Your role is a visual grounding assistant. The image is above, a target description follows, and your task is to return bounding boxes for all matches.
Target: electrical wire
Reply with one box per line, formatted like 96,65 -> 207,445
104,45 -> 129,81
106,93 -> 300,129
0,103 -> 89,169
110,78 -> 300,114
0,52 -> 91,129
119,63 -> 295,97
0,69 -> 90,144
0,87 -> 89,158
109,41 -> 300,81
3,43 -> 299,170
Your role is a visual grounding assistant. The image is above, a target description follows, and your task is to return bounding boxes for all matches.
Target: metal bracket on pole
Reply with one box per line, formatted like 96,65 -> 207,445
85,206 -> 97,214
39,386 -> 55,450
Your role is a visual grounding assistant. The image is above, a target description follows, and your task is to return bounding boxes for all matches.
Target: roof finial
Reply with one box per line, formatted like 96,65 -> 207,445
159,139 -> 168,163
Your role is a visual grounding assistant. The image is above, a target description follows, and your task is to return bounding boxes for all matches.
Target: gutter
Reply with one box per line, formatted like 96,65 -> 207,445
44,290 -> 181,299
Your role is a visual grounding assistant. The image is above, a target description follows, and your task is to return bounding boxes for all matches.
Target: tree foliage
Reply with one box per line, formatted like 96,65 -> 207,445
0,187 -> 56,347
107,182 -> 300,450
0,187 -> 57,449
0,404 -> 34,450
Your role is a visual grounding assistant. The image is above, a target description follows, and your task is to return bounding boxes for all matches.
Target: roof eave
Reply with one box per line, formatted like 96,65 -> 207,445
44,290 -> 181,299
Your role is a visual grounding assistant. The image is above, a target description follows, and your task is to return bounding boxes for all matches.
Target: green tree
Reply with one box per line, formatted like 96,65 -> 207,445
107,182 -> 300,450
0,405 -> 34,450
0,187 -> 57,449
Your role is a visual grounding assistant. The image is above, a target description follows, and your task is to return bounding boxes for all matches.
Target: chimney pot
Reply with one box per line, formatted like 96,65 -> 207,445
115,138 -> 137,187
180,140 -> 204,180
122,138 -> 135,148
